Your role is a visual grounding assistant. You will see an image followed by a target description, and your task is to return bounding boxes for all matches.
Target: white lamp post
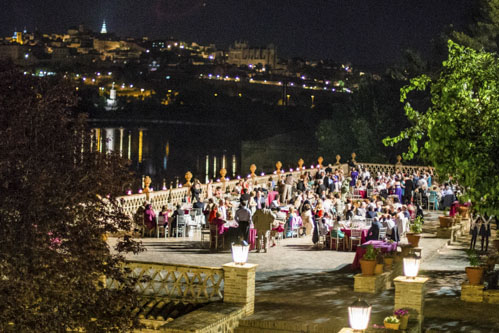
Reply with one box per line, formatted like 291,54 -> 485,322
231,240 -> 249,265
348,298 -> 371,331
403,253 -> 420,279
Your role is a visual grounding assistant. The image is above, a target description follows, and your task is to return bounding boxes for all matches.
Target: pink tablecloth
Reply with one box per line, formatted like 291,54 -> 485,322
352,240 -> 398,270
450,202 -> 471,217
341,228 -> 369,246
266,191 -> 278,207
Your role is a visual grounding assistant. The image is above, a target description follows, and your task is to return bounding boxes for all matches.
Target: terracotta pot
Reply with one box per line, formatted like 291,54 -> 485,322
458,206 -> 469,218
493,239 -> 499,252
360,259 -> 377,276
374,263 -> 384,275
399,315 -> 409,330
384,321 -> 400,330
406,233 -> 421,247
465,266 -> 484,285
383,257 -> 394,270
439,216 -> 454,228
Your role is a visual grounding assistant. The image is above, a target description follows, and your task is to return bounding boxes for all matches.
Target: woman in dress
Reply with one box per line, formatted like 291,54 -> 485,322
301,203 -> 314,236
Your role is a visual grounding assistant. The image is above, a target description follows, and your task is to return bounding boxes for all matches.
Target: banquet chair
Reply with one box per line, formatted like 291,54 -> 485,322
365,218 -> 373,228
173,215 -> 187,238
428,191 -> 439,210
330,231 -> 346,251
378,227 -> 387,240
352,189 -> 362,200
350,228 -> 363,251
209,224 -> 224,251
157,216 -> 167,239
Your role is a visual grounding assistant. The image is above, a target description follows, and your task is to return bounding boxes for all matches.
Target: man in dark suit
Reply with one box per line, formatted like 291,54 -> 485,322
403,175 -> 415,204
366,218 -> 383,241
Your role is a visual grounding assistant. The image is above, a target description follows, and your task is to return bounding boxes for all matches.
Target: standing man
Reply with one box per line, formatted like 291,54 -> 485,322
252,208 -> 276,253
235,200 -> 252,242
283,174 -> 294,204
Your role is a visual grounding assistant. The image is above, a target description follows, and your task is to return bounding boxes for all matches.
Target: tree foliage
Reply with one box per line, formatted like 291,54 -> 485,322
452,0 -> 499,52
384,41 -> 499,215
317,76 -> 411,163
0,66 -> 143,332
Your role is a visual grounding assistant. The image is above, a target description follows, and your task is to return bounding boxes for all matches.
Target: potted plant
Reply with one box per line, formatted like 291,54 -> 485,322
374,251 -> 384,275
383,315 -> 400,330
406,216 -> 423,247
439,208 -> 454,227
360,245 -> 378,276
465,249 -> 484,285
394,308 -> 410,330
383,251 -> 395,270
457,196 -> 470,218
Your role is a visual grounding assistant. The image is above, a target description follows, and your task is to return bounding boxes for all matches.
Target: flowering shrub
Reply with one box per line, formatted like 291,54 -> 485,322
394,308 -> 409,317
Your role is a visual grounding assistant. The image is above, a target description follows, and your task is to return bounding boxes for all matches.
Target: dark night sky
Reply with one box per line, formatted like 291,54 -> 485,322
2,0 -> 474,65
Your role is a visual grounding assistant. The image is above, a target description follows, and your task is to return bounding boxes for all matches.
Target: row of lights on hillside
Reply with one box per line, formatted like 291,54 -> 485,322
348,253 -> 420,331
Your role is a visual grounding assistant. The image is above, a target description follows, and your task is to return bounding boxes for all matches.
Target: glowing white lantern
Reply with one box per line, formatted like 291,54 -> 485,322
348,298 -> 371,331
231,241 -> 249,265
403,253 -> 420,279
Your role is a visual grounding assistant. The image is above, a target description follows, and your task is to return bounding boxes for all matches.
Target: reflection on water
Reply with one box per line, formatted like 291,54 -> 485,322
92,125 -> 240,188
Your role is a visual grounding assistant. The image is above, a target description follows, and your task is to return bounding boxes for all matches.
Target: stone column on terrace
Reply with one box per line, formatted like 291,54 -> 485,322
394,276 -> 429,328
222,263 -> 258,316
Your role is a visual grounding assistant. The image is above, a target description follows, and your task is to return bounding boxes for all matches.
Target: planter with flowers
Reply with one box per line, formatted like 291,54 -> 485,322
394,308 -> 409,329
383,315 -> 400,330
360,245 -> 378,276
383,251 -> 395,270
406,216 -> 423,247
465,249 -> 484,285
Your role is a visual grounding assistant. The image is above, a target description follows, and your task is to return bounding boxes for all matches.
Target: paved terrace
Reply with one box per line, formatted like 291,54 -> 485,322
110,211 -> 499,332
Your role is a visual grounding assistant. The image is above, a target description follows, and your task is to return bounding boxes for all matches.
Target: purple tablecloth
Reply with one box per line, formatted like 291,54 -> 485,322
352,240 -> 398,270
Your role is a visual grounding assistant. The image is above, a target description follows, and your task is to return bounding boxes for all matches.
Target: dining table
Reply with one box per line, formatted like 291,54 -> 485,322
221,221 -> 257,250
341,228 -> 370,247
351,240 -> 398,270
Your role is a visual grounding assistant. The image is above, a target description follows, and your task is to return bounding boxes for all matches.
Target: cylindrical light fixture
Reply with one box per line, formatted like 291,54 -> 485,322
348,298 -> 371,331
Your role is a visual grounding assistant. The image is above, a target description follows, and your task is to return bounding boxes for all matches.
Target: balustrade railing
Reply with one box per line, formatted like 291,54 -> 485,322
108,261 -> 225,304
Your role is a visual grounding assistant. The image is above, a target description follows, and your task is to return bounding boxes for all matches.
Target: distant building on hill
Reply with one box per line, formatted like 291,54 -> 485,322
227,41 -> 277,69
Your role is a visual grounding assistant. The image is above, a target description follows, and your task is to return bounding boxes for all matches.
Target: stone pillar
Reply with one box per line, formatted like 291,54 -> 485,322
394,276 -> 428,325
222,263 -> 258,316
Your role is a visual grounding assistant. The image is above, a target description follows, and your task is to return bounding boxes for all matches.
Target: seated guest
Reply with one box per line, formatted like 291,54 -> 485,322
270,194 -> 281,209
366,218 -> 383,241
330,218 -> 345,239
159,205 -> 169,227
366,205 -> 377,219
143,204 -> 156,231
210,212 -> 226,235
169,204 -> 185,235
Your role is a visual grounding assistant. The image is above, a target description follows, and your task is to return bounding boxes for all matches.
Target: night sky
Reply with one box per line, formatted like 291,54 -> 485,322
2,0 -> 474,65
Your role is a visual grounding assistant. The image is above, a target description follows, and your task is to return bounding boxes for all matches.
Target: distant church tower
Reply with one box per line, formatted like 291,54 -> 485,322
100,20 -> 107,34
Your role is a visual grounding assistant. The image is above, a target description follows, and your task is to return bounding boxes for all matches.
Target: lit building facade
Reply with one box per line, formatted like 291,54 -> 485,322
227,41 -> 277,69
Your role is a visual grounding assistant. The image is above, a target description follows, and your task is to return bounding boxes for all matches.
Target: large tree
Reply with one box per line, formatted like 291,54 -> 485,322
384,41 -> 499,215
0,65 -> 143,331
452,0 -> 499,52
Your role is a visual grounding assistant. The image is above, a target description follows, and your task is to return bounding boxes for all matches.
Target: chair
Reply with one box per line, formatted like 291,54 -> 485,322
173,215 -> 187,237
209,224 -> 224,251
329,230 -> 346,251
350,228 -> 363,251
352,189 -> 362,199
378,227 -> 387,240
157,216 -> 168,239
428,191 -> 439,210
364,218 -> 373,228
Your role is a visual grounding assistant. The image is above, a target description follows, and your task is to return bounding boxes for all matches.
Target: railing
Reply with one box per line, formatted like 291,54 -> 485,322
108,261 -> 225,304
117,157 -> 434,218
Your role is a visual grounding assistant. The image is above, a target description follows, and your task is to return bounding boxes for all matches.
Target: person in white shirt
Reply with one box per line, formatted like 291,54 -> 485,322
235,201 -> 252,242
218,199 -> 227,220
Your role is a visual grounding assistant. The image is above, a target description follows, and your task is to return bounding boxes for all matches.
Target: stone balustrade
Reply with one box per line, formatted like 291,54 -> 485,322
108,261 -> 225,304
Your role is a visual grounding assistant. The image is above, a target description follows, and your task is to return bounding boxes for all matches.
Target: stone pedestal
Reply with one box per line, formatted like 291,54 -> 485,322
223,263 -> 258,316
461,283 -> 484,303
354,272 -> 391,293
394,276 -> 428,325
436,225 -> 461,242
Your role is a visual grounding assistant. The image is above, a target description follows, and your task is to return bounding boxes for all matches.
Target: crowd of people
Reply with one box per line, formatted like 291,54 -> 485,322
137,163 -> 451,250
